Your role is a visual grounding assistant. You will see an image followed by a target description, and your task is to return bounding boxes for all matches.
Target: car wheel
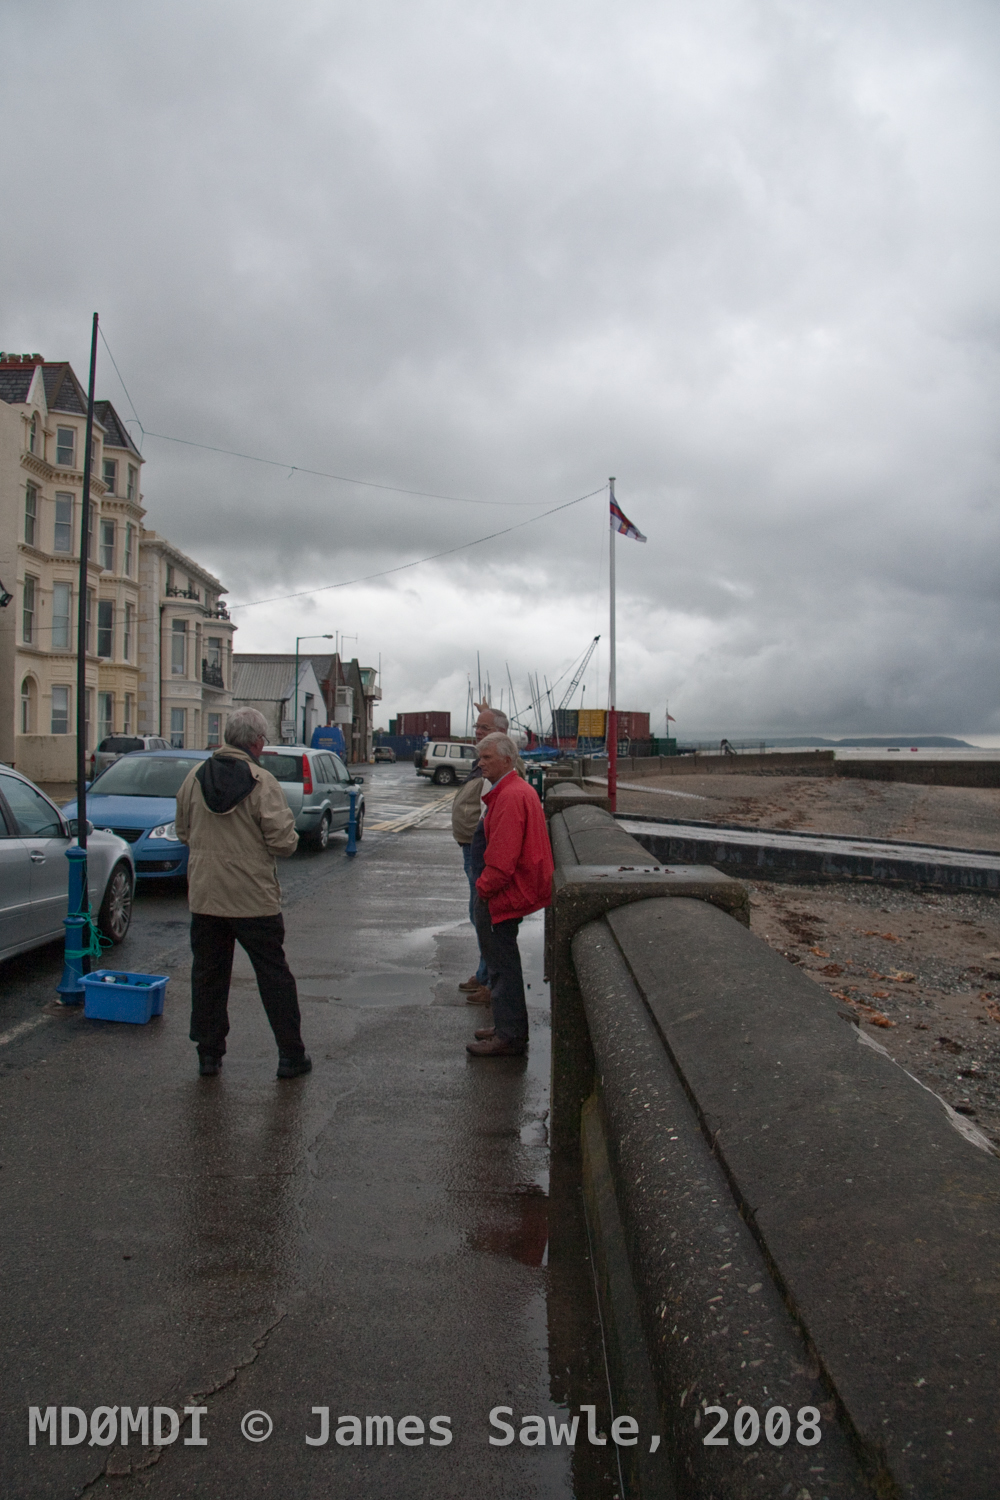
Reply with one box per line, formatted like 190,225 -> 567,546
311,811 -> 332,851
97,862 -> 133,945
433,767 -> 456,785
354,804 -> 364,842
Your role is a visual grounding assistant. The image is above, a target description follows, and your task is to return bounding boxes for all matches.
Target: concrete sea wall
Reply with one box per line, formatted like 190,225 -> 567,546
547,798 -> 1000,1499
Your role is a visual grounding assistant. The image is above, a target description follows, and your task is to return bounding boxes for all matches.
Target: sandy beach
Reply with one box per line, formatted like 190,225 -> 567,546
614,771 -> 1000,1148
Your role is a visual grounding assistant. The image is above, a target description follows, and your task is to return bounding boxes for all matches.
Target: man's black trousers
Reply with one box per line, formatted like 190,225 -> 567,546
189,912 -> 304,1059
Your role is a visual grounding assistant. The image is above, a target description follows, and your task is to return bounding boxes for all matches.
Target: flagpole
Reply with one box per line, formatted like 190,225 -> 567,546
608,476 -> 617,813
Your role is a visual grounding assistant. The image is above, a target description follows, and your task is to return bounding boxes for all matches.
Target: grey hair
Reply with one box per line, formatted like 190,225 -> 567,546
478,731 -> 517,764
225,707 -> 269,749
479,707 -> 509,732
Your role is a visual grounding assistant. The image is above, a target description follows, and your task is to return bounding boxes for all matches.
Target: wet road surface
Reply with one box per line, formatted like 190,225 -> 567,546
0,767 -> 619,1499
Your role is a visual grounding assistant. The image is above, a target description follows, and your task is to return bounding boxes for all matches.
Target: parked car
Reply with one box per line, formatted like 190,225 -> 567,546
0,765 -> 134,960
63,750 -> 211,881
258,746 -> 365,849
91,734 -> 171,780
373,745 -> 396,763
416,741 -> 478,785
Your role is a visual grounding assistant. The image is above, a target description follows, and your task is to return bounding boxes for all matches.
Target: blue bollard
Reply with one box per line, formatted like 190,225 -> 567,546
346,787 -> 358,858
56,845 -> 89,1002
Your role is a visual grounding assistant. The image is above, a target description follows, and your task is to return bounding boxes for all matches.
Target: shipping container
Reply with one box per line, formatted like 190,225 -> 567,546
397,711 -> 451,738
577,708 -> 606,737
551,709 -> 578,738
616,711 -> 650,739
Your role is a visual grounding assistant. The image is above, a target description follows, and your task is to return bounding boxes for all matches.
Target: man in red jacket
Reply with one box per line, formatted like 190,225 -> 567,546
467,732 -> 554,1057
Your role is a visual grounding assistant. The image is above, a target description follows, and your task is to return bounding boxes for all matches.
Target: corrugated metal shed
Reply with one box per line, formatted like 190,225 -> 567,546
232,660 -> 296,702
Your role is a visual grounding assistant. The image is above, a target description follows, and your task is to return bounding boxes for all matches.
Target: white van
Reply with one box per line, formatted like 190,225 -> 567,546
416,741 -> 478,785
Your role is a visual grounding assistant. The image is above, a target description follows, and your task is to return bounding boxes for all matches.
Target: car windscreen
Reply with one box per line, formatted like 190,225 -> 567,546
259,754 -> 304,782
90,756 -> 205,798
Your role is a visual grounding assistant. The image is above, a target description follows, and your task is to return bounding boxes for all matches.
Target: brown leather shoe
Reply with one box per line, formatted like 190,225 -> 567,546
465,986 -> 492,1006
474,1026 -> 496,1040
458,975 -> 482,992
466,1036 -> 526,1057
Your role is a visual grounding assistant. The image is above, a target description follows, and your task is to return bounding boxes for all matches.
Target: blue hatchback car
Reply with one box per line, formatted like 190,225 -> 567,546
63,749 -> 211,880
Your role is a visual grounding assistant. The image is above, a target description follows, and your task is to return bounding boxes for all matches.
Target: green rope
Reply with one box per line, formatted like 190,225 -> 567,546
65,913 -> 112,961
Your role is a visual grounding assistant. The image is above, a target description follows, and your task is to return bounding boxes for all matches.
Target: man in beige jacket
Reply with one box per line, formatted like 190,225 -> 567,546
175,707 -> 309,1079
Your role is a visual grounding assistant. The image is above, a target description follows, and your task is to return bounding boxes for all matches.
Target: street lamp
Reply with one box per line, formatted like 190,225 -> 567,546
294,634 -> 333,745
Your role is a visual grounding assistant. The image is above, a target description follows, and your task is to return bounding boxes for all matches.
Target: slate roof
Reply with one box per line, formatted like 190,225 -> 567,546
94,399 -> 141,457
42,363 -> 88,415
0,369 -> 35,404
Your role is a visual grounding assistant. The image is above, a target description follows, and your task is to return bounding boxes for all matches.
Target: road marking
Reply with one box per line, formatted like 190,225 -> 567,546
0,1014 -> 51,1049
369,792 -> 458,833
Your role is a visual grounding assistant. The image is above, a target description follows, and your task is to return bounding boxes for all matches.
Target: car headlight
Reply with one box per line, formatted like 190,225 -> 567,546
148,821 -> 178,841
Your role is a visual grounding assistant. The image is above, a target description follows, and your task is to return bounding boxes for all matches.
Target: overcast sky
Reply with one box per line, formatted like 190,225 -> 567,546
3,0 -> 999,739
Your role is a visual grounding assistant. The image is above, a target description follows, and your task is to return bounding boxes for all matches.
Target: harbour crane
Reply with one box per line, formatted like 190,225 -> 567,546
555,635 -> 600,720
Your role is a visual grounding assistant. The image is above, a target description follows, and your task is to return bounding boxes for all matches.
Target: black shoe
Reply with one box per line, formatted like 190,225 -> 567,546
198,1054 -> 222,1077
276,1053 -> 312,1079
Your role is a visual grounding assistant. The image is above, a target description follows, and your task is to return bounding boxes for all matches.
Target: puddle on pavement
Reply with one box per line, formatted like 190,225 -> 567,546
308,969 -> 436,1006
467,1184 -> 549,1266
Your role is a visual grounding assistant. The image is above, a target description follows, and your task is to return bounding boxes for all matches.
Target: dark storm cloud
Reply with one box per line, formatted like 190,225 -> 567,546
2,0 -> 999,733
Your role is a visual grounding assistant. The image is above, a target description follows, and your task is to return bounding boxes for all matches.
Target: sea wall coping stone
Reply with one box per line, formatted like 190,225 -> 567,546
574,892 -> 1000,1498
574,921 -> 870,1499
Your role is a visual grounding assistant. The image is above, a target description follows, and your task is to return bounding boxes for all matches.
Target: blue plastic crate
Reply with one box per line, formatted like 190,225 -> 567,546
82,969 -> 169,1025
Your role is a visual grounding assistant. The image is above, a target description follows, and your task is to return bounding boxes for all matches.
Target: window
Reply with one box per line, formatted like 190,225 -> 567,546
84,688 -> 92,749
52,582 -> 72,649
54,494 -> 73,553
124,523 -> 134,576
0,773 -> 63,837
29,413 -> 37,454
98,692 -> 114,743
20,678 -> 34,734
127,464 -> 137,501
103,458 -> 117,494
123,602 -> 134,660
86,588 -> 94,653
449,744 -> 463,759
51,685 -> 70,735
100,518 -> 115,570
171,618 -> 186,676
206,636 -> 222,669
97,600 -> 114,657
123,693 -> 134,735
56,426 -> 75,466
170,707 -> 185,748
207,712 -> 221,748
86,504 -> 94,560
24,483 -> 37,546
166,564 -> 175,592
22,576 -> 36,643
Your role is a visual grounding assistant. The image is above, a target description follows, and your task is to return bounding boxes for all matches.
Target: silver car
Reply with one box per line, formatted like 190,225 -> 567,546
91,734 -> 170,780
258,747 -> 365,850
0,765 -> 134,962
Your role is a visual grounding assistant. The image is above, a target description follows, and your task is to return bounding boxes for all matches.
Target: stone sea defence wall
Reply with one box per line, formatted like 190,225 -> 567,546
546,795 -> 1000,1500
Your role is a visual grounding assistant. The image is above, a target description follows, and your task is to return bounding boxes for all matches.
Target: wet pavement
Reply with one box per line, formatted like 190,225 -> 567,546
0,766 -> 619,1500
